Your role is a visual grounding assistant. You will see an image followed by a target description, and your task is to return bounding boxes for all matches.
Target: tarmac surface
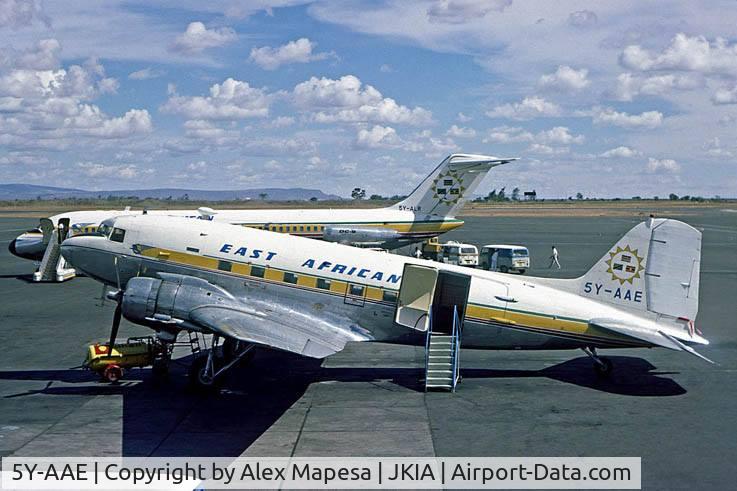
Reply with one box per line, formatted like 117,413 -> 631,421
0,210 -> 735,489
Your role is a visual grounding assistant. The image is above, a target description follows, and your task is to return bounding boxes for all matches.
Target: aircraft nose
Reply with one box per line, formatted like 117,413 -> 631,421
8,239 -> 18,257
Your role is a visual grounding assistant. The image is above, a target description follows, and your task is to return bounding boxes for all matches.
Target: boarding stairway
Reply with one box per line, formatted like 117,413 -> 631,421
424,306 -> 462,392
33,225 -> 76,283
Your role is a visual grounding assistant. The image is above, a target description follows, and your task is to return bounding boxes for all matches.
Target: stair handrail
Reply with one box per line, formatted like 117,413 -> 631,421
424,310 -> 433,391
451,305 -> 462,391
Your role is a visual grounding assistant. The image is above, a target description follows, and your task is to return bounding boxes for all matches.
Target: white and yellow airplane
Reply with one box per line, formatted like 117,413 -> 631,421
9,153 -> 514,269
60,213 -> 711,390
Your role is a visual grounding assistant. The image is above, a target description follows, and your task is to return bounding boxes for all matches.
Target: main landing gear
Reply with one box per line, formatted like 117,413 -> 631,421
582,347 -> 613,377
188,335 -> 255,391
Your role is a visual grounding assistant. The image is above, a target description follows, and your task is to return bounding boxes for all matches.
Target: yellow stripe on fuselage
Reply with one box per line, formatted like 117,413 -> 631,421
135,245 -> 634,346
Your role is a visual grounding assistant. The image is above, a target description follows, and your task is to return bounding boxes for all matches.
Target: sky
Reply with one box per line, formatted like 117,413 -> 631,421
0,0 -> 736,199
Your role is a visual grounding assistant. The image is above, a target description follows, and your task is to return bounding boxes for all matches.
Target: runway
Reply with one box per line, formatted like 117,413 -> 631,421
0,210 -> 735,489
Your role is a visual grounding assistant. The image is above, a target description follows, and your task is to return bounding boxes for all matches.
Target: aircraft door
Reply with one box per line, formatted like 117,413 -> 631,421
394,264 -> 439,332
431,271 -> 471,334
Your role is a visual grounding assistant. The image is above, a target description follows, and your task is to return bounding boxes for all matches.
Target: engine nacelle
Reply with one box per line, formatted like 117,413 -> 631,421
121,275 -> 234,330
322,226 -> 401,245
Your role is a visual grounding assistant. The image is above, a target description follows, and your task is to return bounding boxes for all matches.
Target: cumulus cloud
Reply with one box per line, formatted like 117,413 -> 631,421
567,10 -> 597,28
536,126 -> 584,145
354,125 -> 403,149
161,78 -> 273,120
457,112 -> 472,122
170,22 -> 237,55
614,72 -> 702,101
527,143 -> 570,155
446,125 -> 476,138
426,0 -> 512,24
0,0 -> 49,28
128,67 -> 165,80
249,38 -> 333,70
76,162 -> 151,179
483,126 -> 532,143
646,157 -> 680,173
539,65 -> 590,92
483,126 -> 582,146
620,33 -> 737,77
712,85 -> 737,105
183,119 -> 240,144
293,75 -> 432,125
0,40 -> 150,150
486,96 -> 561,120
592,107 -> 663,129
600,146 -> 641,158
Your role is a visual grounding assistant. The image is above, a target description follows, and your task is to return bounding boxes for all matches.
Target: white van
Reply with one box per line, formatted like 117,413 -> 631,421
438,241 -> 479,267
480,245 -> 530,274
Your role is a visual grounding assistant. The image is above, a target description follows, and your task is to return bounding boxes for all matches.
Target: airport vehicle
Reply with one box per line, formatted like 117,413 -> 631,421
9,153 -> 514,282
421,238 -> 479,267
60,214 -> 711,392
84,337 -> 158,383
480,245 -> 530,273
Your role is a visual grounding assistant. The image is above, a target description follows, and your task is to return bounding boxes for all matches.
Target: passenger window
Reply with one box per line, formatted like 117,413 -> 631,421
250,265 -> 265,278
349,284 -> 364,296
284,272 -> 298,284
382,290 -> 398,302
317,278 -> 331,290
217,260 -> 231,272
110,228 -> 126,243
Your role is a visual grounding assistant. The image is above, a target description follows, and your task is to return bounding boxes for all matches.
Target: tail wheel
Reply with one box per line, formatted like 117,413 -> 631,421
103,364 -> 123,383
594,358 -> 613,377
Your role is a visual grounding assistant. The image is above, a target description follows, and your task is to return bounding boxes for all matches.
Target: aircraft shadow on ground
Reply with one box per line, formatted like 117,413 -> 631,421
0,351 -> 685,457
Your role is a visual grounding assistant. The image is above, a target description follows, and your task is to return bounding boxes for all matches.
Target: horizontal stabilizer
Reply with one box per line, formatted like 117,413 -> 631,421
591,318 -> 713,363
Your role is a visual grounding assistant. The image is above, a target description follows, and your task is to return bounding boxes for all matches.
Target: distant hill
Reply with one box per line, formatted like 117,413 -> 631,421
0,184 -> 342,201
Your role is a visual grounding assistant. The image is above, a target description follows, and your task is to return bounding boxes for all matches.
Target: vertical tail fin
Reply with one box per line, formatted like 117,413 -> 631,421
578,218 -> 701,322
390,153 -> 516,217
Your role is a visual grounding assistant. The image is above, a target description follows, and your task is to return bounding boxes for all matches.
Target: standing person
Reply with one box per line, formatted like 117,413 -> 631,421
549,245 -> 561,269
490,249 -> 499,271
414,247 -> 422,259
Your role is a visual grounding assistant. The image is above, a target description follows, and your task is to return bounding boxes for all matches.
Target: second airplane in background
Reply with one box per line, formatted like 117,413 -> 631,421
9,154 -> 515,281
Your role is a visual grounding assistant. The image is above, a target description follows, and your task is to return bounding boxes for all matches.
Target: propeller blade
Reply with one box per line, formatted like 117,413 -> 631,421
114,256 -> 121,291
107,303 -> 122,357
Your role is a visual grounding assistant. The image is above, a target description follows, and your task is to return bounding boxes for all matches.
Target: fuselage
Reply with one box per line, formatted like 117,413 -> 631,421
61,216 -> 668,352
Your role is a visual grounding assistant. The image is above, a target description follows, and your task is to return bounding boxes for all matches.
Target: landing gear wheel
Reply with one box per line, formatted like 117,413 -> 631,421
222,338 -> 255,365
593,357 -> 613,377
188,356 -> 221,392
500,265 -> 509,273
103,364 -> 123,383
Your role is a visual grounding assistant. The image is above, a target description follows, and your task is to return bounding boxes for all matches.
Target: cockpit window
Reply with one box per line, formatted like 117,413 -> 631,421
110,228 -> 126,243
96,220 -> 114,238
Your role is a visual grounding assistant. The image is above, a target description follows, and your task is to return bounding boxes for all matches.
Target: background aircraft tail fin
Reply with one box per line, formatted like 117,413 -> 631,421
577,217 -> 702,325
389,153 -> 516,217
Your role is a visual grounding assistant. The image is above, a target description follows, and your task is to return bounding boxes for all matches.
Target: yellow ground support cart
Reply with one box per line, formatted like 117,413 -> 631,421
421,237 -> 442,261
84,337 -> 155,382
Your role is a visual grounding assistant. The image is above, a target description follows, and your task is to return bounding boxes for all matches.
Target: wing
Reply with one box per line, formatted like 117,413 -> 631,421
190,300 -> 371,359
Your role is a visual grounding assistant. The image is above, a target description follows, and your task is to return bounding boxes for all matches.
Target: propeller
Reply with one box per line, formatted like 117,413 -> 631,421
103,256 -> 124,358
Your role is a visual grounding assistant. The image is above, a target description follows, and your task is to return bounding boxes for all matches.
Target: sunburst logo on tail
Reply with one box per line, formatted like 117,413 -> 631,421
431,169 -> 465,205
605,245 -> 644,284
